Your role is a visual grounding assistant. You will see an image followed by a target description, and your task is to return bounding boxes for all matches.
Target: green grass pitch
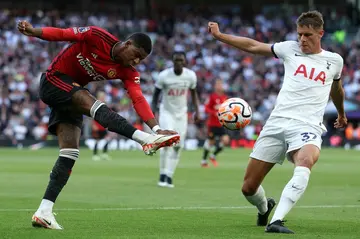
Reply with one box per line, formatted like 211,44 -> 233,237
0,147 -> 359,238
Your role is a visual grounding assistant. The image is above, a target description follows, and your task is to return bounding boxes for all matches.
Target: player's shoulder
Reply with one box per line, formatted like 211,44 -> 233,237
159,68 -> 172,77
274,40 -> 299,50
118,66 -> 140,80
183,67 -> 197,76
321,50 -> 344,64
89,26 -> 119,45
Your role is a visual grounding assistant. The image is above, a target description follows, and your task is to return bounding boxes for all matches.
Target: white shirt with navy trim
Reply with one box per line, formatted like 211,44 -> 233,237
269,41 -> 343,128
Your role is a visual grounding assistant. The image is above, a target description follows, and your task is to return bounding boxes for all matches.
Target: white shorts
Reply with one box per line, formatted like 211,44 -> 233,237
250,117 -> 324,164
159,111 -> 187,148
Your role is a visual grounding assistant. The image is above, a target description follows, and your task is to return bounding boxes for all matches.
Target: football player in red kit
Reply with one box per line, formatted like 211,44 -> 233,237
18,21 -> 179,229
201,79 -> 230,167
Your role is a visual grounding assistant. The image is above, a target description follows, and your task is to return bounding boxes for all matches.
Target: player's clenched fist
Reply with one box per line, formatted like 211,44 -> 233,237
208,22 -> 221,39
17,20 -> 37,37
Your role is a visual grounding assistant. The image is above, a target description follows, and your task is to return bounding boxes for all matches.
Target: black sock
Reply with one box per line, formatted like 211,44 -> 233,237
94,105 -> 137,139
103,141 -> 108,153
159,174 -> 166,182
202,149 -> 209,160
214,146 -> 223,156
94,141 -> 98,155
43,150 -> 78,202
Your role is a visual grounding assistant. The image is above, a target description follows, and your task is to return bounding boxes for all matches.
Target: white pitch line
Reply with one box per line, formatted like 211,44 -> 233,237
0,205 -> 360,212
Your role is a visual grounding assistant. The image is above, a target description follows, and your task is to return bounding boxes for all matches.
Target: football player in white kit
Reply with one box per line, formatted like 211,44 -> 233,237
208,11 -> 347,233
152,52 -> 200,188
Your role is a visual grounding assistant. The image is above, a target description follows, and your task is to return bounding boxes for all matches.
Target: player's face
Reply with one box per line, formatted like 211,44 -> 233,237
173,54 -> 186,71
116,41 -> 148,67
215,80 -> 223,93
297,25 -> 324,54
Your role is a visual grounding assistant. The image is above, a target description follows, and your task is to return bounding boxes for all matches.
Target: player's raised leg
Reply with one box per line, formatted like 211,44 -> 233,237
72,90 -> 179,155
32,123 -> 80,229
242,158 -> 276,227
266,144 -> 319,234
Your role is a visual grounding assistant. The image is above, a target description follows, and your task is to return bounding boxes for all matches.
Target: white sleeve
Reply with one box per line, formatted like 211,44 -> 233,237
271,41 -> 297,60
334,55 -> 344,80
189,71 -> 197,89
155,71 -> 165,89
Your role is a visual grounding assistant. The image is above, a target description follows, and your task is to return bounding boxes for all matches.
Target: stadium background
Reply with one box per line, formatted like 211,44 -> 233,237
1,0 -> 360,150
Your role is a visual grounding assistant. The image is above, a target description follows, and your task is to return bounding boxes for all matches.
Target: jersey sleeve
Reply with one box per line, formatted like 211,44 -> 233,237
204,96 -> 216,115
40,26 -> 93,42
122,70 -> 155,122
155,71 -> 165,89
189,71 -> 197,89
271,41 -> 297,59
334,55 -> 344,81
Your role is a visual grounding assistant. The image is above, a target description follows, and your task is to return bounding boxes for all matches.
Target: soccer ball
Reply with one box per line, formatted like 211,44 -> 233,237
217,98 -> 252,130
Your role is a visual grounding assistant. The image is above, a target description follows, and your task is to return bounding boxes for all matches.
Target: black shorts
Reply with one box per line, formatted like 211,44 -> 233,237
39,72 -> 86,135
93,130 -> 108,140
208,126 -> 227,139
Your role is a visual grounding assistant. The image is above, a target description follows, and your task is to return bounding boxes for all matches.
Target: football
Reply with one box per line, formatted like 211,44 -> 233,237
217,98 -> 252,130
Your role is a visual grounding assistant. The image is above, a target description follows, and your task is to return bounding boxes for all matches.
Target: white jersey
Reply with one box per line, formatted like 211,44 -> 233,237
270,41 -> 343,128
155,67 -> 197,119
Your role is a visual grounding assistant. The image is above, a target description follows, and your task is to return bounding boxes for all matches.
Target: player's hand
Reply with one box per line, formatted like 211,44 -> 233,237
156,129 -> 178,135
208,22 -> 221,39
17,20 -> 36,36
334,115 -> 347,128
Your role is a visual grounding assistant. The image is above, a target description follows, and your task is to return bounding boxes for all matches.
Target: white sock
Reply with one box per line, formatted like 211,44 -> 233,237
38,199 -> 54,213
132,130 -> 151,144
165,147 -> 181,178
159,148 -> 168,175
270,166 -> 311,223
245,185 -> 268,214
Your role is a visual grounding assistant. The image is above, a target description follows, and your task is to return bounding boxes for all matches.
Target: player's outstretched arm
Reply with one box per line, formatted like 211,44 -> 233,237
17,20 -> 88,42
330,80 -> 347,128
208,22 -> 273,56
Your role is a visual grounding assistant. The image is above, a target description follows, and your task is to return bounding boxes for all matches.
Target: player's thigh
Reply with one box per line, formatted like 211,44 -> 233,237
48,107 -> 83,137
242,158 -> 275,195
39,72 -> 92,112
290,144 -> 320,169
174,117 -> 187,148
286,121 -> 323,168
158,112 -> 176,130
56,123 -> 81,149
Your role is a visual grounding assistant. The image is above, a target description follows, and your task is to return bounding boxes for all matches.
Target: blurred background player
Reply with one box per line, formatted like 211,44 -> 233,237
201,79 -> 230,167
152,51 -> 199,187
92,91 -> 112,161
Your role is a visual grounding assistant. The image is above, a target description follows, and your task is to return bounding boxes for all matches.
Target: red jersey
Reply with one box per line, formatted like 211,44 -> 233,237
40,26 -> 154,122
205,93 -> 227,127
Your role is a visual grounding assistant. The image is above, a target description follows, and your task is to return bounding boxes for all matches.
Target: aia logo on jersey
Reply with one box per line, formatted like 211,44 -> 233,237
107,68 -> 117,78
294,64 -> 326,85
168,89 -> 186,96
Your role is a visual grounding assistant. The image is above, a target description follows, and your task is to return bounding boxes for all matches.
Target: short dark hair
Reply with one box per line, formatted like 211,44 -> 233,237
172,51 -> 186,59
127,32 -> 152,54
297,10 -> 324,30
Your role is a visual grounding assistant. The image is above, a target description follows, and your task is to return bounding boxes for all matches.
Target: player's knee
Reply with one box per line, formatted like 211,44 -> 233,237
221,135 -> 230,146
241,181 -> 258,196
295,155 -> 317,169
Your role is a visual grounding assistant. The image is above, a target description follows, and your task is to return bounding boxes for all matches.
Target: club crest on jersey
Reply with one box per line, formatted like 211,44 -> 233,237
107,68 -> 117,78
78,27 -> 90,33
293,64 -> 326,85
